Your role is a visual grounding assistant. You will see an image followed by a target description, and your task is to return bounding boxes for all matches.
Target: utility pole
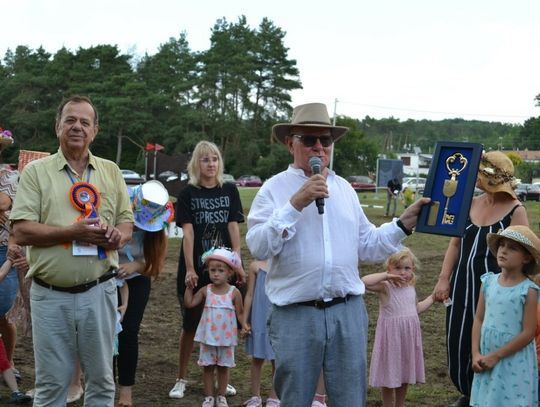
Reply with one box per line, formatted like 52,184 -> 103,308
330,98 -> 338,170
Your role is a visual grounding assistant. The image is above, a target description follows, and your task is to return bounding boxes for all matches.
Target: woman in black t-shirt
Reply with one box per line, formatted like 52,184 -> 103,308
169,140 -> 245,399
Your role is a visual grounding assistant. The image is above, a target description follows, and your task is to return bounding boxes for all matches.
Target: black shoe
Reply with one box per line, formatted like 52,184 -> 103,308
448,395 -> 470,407
10,391 -> 32,404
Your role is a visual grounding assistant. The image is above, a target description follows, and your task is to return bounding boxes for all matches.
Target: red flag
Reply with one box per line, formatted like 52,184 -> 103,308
154,143 -> 165,151
145,143 -> 155,151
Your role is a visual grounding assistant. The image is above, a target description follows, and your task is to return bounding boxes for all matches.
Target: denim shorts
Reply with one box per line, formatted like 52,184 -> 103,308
0,246 -> 18,315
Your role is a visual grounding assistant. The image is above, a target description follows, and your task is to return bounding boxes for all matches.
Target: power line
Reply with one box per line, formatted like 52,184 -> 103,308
338,100 -> 536,120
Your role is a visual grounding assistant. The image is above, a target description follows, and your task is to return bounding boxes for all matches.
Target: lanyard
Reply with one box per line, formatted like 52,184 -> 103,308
65,166 -> 92,184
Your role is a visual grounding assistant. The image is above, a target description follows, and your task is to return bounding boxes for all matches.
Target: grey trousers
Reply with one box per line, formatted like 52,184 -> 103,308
31,278 -> 117,407
268,295 -> 368,407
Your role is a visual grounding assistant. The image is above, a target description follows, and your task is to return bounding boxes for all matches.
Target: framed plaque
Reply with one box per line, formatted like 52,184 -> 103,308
416,141 -> 483,237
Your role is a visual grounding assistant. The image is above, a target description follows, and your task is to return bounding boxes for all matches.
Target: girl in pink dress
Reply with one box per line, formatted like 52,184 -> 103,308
184,247 -> 246,407
362,247 -> 435,407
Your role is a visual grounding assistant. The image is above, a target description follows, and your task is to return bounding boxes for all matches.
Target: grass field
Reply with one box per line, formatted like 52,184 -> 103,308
237,188 -> 540,406
9,188 -> 540,406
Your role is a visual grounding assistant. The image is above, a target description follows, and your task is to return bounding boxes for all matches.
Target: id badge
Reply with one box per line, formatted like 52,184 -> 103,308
72,241 -> 99,256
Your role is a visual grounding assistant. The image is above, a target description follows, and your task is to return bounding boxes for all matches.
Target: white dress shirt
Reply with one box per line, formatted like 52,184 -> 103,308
246,165 -> 406,306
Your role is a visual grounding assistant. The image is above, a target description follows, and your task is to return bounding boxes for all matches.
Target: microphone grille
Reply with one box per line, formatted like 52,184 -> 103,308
308,156 -> 322,168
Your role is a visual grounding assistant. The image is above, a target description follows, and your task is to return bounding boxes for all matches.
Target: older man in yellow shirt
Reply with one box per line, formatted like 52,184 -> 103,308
10,95 -> 133,407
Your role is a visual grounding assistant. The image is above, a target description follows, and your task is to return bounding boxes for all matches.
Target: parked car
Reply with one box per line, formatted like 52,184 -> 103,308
402,177 -> 426,193
516,183 -> 540,201
147,170 -> 180,182
121,169 -> 145,184
158,170 -> 179,182
223,173 -> 235,183
515,183 -> 529,200
346,175 -> 376,192
235,175 -> 263,187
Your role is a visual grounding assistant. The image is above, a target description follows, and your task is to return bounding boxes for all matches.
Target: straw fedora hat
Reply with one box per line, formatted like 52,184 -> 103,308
271,103 -> 349,144
487,225 -> 540,274
477,151 -> 518,199
129,180 -> 174,232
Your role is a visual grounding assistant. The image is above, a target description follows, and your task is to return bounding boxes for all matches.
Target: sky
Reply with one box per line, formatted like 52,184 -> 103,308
2,0 -> 540,124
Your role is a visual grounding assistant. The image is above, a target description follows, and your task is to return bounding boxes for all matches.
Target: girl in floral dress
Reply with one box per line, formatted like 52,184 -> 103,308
184,247 -> 246,407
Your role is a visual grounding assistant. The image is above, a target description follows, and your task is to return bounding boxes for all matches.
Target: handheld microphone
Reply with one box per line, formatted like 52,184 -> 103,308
308,156 -> 325,215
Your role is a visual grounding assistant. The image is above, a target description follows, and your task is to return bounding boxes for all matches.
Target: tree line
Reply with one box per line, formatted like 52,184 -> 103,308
1,16 -> 539,180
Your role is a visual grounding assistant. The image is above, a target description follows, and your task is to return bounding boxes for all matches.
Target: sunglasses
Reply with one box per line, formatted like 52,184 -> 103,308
293,134 -> 333,147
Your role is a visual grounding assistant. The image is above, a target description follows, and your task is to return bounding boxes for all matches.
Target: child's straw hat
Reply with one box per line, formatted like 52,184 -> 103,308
487,225 -> 540,274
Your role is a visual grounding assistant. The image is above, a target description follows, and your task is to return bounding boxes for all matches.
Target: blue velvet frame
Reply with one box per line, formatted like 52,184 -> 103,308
416,141 -> 483,237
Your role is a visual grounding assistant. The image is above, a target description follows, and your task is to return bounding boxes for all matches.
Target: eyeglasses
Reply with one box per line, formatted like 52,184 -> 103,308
293,134 -> 333,147
199,156 -> 219,164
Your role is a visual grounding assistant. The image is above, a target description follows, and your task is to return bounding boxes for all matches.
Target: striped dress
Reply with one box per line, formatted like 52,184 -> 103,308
446,204 -> 520,396
0,169 -> 18,245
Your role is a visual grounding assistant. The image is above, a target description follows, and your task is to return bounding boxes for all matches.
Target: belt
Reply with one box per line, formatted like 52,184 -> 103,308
33,267 -> 117,294
297,294 -> 352,309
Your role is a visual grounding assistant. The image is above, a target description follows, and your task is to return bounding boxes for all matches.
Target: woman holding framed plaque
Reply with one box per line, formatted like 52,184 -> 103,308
432,151 -> 528,407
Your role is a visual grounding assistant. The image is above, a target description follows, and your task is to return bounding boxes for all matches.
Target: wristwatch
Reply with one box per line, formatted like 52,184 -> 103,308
396,219 -> 413,236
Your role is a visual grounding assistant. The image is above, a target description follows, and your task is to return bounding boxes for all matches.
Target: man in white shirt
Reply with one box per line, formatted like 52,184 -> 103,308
246,103 -> 429,407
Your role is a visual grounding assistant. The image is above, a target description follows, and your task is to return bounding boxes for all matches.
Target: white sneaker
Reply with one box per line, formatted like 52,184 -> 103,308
225,384 -> 237,396
266,398 -> 281,407
311,401 -> 327,407
244,396 -> 263,407
169,378 -> 188,399
216,395 -> 229,407
202,396 -> 215,407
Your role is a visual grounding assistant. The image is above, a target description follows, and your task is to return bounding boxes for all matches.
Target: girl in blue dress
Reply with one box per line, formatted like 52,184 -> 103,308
241,259 -> 280,407
470,225 -> 540,407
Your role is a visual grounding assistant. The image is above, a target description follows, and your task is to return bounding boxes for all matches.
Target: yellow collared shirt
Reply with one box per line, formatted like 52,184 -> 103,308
10,148 -> 134,287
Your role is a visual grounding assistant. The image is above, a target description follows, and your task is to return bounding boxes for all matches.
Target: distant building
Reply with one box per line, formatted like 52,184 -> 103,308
145,150 -> 190,198
396,149 -> 540,181
502,150 -> 540,163
397,153 -> 432,176
501,150 -> 540,184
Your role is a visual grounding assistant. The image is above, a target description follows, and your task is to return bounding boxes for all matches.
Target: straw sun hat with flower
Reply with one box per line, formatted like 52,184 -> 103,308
487,225 -> 540,275
0,128 -> 14,152
477,151 -> 518,199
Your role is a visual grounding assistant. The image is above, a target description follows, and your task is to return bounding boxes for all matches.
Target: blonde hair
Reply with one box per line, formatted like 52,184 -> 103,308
384,247 -> 420,286
187,140 -> 224,187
